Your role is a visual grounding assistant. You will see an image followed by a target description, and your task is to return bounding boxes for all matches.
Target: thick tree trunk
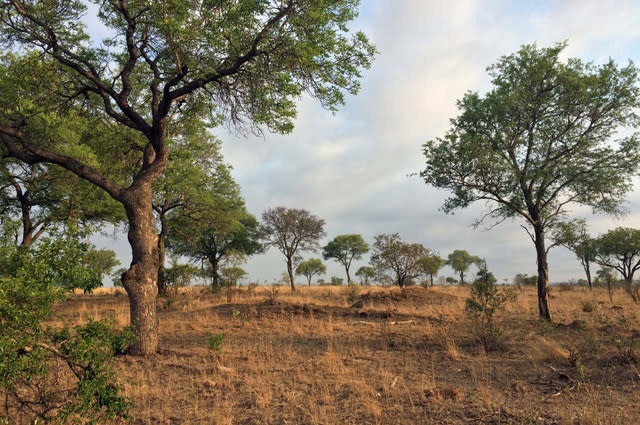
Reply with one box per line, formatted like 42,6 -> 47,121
345,265 -> 351,284
287,256 -> 296,292
623,277 -> 639,303
157,214 -> 168,296
209,256 -> 222,290
534,225 -> 552,320
121,186 -> 159,356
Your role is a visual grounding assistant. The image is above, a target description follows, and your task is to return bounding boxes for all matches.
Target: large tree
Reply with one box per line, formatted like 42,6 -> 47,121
258,207 -> 326,292
593,227 -> 640,303
322,234 -> 369,284
421,43 -> 640,320
0,1 -> 374,355
370,233 -> 430,288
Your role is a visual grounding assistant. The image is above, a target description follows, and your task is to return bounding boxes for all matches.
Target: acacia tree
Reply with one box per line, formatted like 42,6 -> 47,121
355,265 -> 375,285
258,207 -> 326,292
552,219 -> 597,290
446,250 -> 481,285
0,1 -> 374,355
295,258 -> 326,286
421,43 -> 640,320
322,234 -> 369,283
170,210 -> 262,290
370,233 -> 430,288
419,253 -> 446,286
593,227 -> 640,303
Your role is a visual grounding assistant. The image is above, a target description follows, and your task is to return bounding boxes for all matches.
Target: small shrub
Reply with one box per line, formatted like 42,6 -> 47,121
264,286 -> 280,304
330,276 -> 344,285
581,301 -> 594,313
612,334 -> 638,364
568,348 -> 585,379
465,262 -> 517,351
208,333 -> 225,354
342,282 -> 360,304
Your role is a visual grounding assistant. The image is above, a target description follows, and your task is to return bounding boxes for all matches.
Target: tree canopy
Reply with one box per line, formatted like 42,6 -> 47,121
295,258 -> 327,286
418,253 -> 446,286
593,227 -> 640,303
355,265 -> 375,285
421,43 -> 640,319
370,233 -> 430,288
446,250 -> 481,285
552,219 -> 597,289
259,207 -> 326,291
0,1 -> 374,355
323,234 -> 369,283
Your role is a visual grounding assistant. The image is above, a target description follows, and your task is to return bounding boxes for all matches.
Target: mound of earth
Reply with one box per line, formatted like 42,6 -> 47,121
358,287 -> 460,306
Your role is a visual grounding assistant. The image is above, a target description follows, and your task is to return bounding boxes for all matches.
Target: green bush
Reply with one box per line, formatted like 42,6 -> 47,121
0,229 -> 133,423
465,263 -> 517,351
581,301 -> 595,313
208,333 -> 225,354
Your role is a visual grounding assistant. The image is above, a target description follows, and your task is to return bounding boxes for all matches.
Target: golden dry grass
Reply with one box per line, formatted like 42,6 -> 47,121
7,284 -> 640,424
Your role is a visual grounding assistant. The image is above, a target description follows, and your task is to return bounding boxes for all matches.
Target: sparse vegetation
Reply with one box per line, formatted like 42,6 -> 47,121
207,333 -> 226,354
342,281 -> 360,304
464,261 -> 517,351
0,234 -> 133,424
2,284 -> 636,424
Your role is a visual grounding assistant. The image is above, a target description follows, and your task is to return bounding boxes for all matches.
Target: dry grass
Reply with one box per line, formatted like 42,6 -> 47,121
7,284 -> 640,424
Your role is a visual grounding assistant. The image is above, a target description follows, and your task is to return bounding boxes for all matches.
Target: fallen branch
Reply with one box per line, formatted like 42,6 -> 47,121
349,320 -> 416,325
548,364 -> 575,383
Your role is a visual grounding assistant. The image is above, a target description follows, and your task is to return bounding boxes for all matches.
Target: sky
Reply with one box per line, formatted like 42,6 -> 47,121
93,0 -> 640,286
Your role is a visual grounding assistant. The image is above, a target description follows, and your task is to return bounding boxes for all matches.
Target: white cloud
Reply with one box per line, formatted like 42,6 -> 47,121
85,1 -> 640,286
218,0 -> 640,285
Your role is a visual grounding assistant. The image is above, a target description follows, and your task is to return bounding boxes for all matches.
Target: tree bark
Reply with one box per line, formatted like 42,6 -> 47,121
345,265 -> 351,284
120,186 -> 159,356
287,256 -> 296,292
157,213 -> 168,296
606,279 -> 614,303
208,255 -> 221,290
623,277 -> 639,303
534,224 -> 552,320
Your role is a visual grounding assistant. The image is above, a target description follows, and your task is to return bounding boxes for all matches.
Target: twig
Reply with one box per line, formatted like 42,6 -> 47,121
350,320 -> 416,325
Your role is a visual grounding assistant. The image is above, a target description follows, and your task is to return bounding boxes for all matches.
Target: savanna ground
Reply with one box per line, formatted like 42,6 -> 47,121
6,284 -> 640,424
